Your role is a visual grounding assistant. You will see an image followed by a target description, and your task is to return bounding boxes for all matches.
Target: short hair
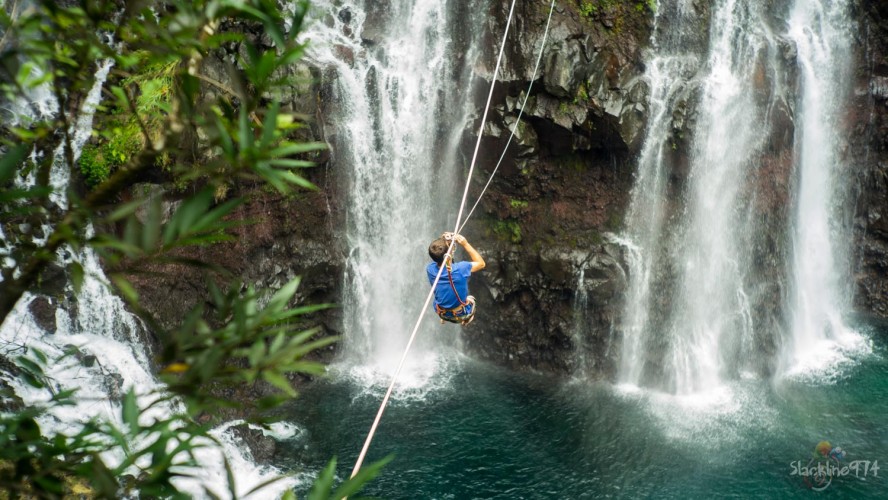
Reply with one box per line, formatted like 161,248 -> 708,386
428,238 -> 449,264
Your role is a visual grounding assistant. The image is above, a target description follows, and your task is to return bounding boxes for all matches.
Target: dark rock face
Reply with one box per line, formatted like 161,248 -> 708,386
454,1 -> 652,376
478,1 -> 652,154
852,1 -> 888,319
127,29 -> 342,366
27,296 -> 56,334
229,424 -> 277,464
0,355 -> 25,412
126,173 -> 343,359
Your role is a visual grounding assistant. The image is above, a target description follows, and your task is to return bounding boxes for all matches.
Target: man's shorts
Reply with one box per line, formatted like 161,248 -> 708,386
436,296 -> 476,325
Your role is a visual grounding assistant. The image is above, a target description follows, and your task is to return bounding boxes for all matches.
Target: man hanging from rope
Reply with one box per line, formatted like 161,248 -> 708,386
427,232 -> 485,326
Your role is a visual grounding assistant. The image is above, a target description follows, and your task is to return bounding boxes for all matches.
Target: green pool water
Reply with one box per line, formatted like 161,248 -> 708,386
277,325 -> 887,498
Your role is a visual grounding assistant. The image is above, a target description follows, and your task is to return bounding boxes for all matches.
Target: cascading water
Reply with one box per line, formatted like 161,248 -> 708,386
658,0 -> 782,393
782,0 -> 863,375
570,266 -> 590,377
0,62 -> 296,498
616,0 -> 705,390
269,3 -> 888,496
618,0 -> 864,393
305,0 -> 485,386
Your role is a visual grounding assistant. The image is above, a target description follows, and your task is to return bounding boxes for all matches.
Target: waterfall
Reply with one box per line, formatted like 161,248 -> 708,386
571,266 -> 590,377
782,0 -> 861,375
2,262 -> 296,497
0,62 -> 295,498
618,0 -> 781,393
659,0 -> 781,393
617,0 -> 705,389
617,0 -> 863,393
305,0 -> 485,386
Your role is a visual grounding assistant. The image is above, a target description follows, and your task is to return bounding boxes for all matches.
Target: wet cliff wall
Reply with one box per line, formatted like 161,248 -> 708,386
852,0 -> 888,319
121,0 -> 888,382
122,0 -> 656,380
456,1 -> 656,377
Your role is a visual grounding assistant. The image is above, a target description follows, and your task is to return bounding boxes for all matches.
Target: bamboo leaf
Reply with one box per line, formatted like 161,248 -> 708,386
248,340 -> 265,366
238,105 -> 252,156
269,142 -> 327,157
111,274 -> 139,303
214,112 -> 235,158
331,455 -> 393,500
268,159 -> 314,168
163,189 -> 213,245
261,371 -> 296,396
287,360 -> 327,376
106,199 -> 146,222
88,237 -> 142,257
70,261 -> 85,295
266,277 -> 300,313
287,172 -> 317,190
187,197 -> 242,235
0,144 -> 29,184
306,458 -> 336,500
242,473 -> 291,497
259,101 -> 280,149
122,388 -> 139,434
142,198 -> 162,251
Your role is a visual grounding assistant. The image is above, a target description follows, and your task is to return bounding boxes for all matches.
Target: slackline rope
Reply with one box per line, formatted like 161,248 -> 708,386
349,0 -> 557,480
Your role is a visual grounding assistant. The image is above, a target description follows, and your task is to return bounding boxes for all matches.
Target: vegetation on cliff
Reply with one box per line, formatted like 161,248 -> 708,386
0,0 -> 380,497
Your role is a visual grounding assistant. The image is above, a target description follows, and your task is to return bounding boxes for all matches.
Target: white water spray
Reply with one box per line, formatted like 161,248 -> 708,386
617,0 -> 707,390
304,0 -> 484,389
782,0 -> 866,375
616,0 -> 855,393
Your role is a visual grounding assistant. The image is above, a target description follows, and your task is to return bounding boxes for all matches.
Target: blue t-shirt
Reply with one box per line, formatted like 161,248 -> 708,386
427,261 -> 472,309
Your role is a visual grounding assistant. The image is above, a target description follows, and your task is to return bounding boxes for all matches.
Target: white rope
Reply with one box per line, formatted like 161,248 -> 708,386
350,0 -> 557,480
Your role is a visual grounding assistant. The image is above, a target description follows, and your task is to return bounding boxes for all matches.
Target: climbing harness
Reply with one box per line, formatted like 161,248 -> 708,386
436,250 -> 474,323
350,0 -> 558,480
435,298 -> 475,325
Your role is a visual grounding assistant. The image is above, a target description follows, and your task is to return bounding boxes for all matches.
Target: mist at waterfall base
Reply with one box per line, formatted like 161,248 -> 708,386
279,323 -> 885,498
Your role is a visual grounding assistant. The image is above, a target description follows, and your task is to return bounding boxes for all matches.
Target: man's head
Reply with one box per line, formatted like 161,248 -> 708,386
428,238 -> 450,265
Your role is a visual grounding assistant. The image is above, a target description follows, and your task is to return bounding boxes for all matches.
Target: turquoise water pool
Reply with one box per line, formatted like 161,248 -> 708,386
278,326 -> 887,498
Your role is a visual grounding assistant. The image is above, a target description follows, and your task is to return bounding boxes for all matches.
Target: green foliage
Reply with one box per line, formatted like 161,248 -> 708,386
78,62 -> 177,186
578,0 -> 617,18
157,277 -> 337,411
77,144 -> 110,186
306,456 -> 392,500
574,82 -> 590,105
576,0 -> 654,33
606,210 -> 624,231
491,220 -> 522,243
0,0 -> 382,497
579,1 -> 599,18
79,121 -> 143,186
509,199 -> 528,209
0,277 -> 361,498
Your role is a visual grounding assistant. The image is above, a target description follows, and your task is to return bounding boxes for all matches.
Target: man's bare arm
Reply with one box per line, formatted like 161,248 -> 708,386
454,234 -> 485,272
